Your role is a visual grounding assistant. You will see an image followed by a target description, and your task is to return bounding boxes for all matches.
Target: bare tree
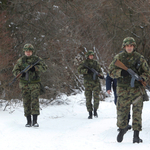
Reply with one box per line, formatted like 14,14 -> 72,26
1,0 -> 150,102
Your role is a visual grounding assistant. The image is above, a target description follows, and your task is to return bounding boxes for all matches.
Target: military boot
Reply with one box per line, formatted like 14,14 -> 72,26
128,124 -> 132,130
33,115 -> 39,127
133,130 -> 143,143
25,115 -> 32,127
117,125 -> 129,142
94,109 -> 98,118
88,111 -> 92,119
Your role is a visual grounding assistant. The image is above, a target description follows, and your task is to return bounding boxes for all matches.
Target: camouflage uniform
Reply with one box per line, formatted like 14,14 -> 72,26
109,37 -> 150,132
78,50 -> 104,117
12,44 -> 47,118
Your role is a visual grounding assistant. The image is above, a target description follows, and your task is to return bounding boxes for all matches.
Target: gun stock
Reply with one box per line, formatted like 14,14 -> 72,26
114,59 -> 128,71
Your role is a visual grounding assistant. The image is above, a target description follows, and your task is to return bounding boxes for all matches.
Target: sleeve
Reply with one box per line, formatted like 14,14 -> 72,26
139,56 -> 150,81
108,55 -> 122,79
12,59 -> 22,77
77,61 -> 88,74
35,58 -> 48,73
96,61 -> 104,77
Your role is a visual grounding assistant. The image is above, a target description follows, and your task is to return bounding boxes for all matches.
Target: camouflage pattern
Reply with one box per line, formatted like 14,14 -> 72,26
117,86 -> 143,131
23,44 -> 34,52
109,49 -> 150,131
78,55 -> 103,112
12,55 -> 47,117
84,80 -> 101,111
12,55 -> 47,84
109,50 -> 150,86
22,83 -> 40,116
122,37 -> 136,49
85,50 -> 94,58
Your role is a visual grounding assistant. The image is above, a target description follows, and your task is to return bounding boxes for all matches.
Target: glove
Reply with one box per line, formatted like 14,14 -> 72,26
99,75 -> 104,79
121,70 -> 130,77
141,78 -> 145,81
138,78 -> 144,86
87,69 -> 92,74
29,66 -> 35,72
21,72 -> 26,77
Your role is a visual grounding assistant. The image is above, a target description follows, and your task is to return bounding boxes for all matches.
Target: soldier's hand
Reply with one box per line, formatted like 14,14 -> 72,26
21,72 -> 26,77
98,74 -> 104,79
121,70 -> 130,77
29,66 -> 35,72
138,78 -> 145,86
98,75 -> 104,79
107,90 -> 112,95
87,69 -> 92,74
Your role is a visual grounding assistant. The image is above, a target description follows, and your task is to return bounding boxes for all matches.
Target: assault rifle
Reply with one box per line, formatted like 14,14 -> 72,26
9,59 -> 41,85
114,59 -> 150,91
83,64 -> 105,80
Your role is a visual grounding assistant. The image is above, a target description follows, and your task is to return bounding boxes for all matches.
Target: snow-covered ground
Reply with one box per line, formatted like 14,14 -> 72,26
1,90 -> 150,150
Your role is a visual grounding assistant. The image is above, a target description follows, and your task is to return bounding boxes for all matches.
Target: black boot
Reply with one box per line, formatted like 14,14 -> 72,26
128,124 -> 132,130
33,115 -> 39,127
88,111 -> 92,119
133,130 -> 143,143
94,109 -> 98,118
25,115 -> 32,127
117,125 -> 129,142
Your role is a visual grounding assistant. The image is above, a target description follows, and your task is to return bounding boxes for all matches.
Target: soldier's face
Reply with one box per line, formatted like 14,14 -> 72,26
89,55 -> 94,59
125,45 -> 134,53
25,50 -> 33,57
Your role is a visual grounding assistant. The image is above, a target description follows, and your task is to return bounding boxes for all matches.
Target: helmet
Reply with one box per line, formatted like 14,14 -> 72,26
23,44 -> 34,51
86,50 -> 94,58
122,37 -> 137,48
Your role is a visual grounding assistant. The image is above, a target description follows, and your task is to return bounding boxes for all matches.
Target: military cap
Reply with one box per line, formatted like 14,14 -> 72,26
86,50 -> 94,58
23,44 -> 34,51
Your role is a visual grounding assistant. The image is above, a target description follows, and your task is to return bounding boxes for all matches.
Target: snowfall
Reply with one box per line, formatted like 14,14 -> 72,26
1,88 -> 150,150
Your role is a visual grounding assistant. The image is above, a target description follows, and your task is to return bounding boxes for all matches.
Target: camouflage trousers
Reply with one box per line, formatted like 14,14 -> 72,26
20,83 -> 40,117
84,81 -> 100,112
117,86 -> 144,131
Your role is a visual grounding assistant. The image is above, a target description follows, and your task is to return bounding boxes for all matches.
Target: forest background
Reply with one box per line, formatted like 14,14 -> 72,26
1,0 -> 150,103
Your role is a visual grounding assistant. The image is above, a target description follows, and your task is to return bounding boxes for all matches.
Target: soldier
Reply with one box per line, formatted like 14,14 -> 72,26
78,50 -> 104,119
109,37 -> 150,143
12,44 -> 47,127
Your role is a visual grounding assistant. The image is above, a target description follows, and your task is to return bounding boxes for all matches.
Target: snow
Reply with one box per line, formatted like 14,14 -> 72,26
1,90 -> 150,150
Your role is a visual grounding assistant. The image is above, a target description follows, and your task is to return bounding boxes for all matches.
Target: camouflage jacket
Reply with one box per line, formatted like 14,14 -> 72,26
108,50 -> 150,87
78,58 -> 103,82
12,55 -> 47,84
